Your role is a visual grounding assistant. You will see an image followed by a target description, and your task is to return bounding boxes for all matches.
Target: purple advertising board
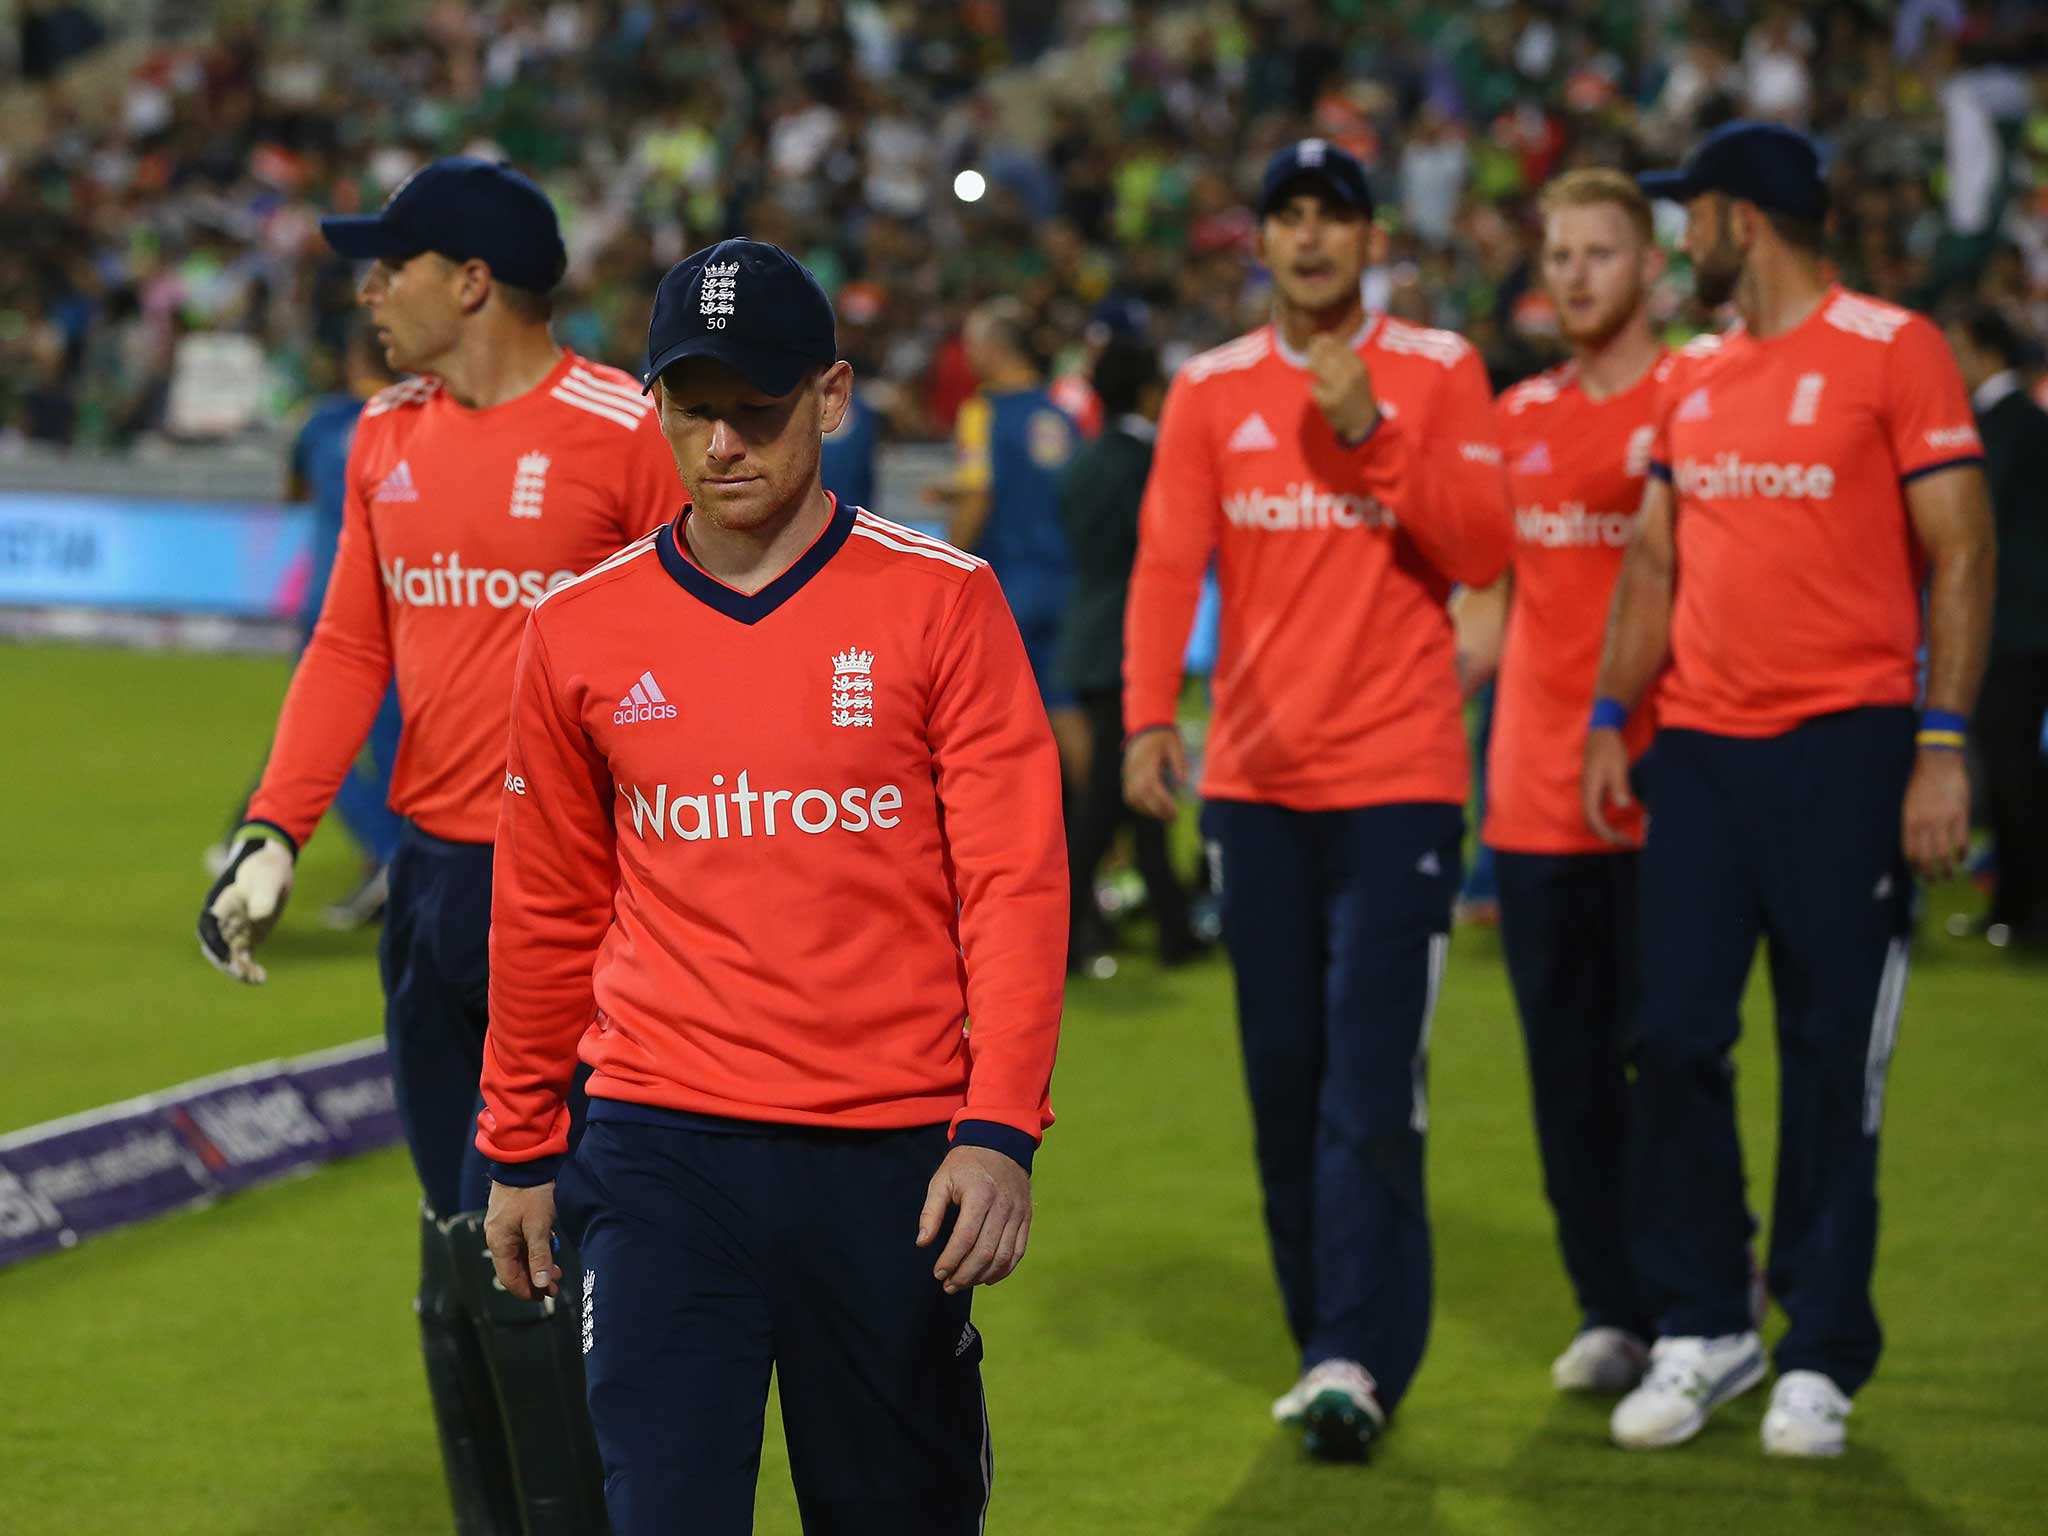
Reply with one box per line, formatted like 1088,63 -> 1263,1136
0,1037 -> 398,1271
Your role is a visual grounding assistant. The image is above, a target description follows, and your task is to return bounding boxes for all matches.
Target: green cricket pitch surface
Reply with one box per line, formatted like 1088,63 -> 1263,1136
3,644 -> 2042,1534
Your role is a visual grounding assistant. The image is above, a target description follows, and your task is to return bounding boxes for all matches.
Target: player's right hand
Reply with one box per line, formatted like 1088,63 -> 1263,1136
484,1180 -> 562,1302
1582,728 -> 1639,848
1122,726 -> 1187,822
197,828 -> 297,985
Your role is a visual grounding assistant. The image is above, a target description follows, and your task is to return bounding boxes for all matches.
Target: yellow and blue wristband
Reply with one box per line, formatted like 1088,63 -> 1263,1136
1917,708 -> 1968,751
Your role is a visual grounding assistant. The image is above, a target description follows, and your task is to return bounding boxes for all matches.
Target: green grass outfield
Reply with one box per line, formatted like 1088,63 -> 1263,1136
2,643 -> 2045,1535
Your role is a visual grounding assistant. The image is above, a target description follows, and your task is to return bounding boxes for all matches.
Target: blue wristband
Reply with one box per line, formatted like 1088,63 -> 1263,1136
1918,708 -> 1968,751
1589,697 -> 1628,732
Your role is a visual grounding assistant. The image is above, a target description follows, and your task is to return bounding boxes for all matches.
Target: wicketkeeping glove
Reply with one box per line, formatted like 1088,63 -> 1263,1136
198,824 -> 298,985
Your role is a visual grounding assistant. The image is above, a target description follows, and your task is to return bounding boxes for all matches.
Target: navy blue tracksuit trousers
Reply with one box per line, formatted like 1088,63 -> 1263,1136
1495,848 -> 1649,1338
556,1115 -> 991,1536
380,822 -> 496,1218
1630,708 -> 1914,1395
380,821 -> 589,1217
1202,799 -> 1462,1413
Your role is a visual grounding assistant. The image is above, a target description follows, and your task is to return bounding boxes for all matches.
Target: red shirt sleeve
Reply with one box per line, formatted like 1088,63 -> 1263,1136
478,611 -> 618,1171
618,411 -> 682,541
1388,347 -> 1512,587
1123,372 -> 1220,735
1646,353 -> 1680,479
245,428 -> 395,847
1490,394 -> 1524,574
1886,315 -> 1985,480
928,563 -> 1067,1149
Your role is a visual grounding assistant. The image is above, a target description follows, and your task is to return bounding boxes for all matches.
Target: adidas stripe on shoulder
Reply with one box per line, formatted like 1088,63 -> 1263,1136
363,376 -> 441,418
1822,290 -> 1914,345
551,362 -> 658,431
849,510 -> 984,573
1499,365 -> 1571,415
532,530 -> 662,612
1374,318 -> 1472,369
1181,330 -> 1272,384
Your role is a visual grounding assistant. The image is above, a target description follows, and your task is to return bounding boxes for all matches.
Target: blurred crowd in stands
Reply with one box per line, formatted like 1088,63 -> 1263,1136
3,0 -> 2048,451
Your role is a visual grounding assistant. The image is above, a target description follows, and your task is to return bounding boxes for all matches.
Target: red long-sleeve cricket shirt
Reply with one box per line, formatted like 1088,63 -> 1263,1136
1124,316 -> 1513,810
246,353 -> 678,847
477,500 -> 1068,1177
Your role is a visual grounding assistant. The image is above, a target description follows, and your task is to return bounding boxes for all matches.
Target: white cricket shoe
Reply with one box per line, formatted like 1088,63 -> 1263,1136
1610,1332 -> 1767,1449
1271,1370 -> 1314,1426
1761,1370 -> 1850,1458
1552,1327 -> 1649,1394
1299,1358 -> 1386,1462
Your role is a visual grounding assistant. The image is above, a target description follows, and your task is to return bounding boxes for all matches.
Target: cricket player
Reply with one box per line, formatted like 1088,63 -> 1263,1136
196,158 -> 678,1532
1587,123 -> 1994,1456
1123,138 -> 1512,1459
928,298 -> 1087,783
1456,168 -> 1667,1395
478,239 -> 1066,1535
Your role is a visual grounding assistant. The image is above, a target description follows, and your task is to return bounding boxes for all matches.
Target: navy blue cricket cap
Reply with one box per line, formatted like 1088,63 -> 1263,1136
1638,121 -> 1829,223
640,239 -> 839,398
1258,138 -> 1374,219
320,157 -> 567,293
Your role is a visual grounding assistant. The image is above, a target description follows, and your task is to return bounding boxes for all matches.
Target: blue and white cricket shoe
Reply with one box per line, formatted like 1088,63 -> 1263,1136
1610,1332 -> 1766,1448
1761,1370 -> 1850,1457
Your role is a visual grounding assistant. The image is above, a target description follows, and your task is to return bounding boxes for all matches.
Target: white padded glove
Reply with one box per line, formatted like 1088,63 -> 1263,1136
198,828 -> 297,985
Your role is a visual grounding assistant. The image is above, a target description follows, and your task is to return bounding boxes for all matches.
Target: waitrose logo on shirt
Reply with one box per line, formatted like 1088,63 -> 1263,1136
1515,502 -> 1634,549
1222,483 -> 1396,531
1675,454 -> 1836,502
381,553 -> 577,609
620,772 -> 904,842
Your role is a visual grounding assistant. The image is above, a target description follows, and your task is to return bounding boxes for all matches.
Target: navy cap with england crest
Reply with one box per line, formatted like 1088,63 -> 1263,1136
640,239 -> 840,399
1258,137 -> 1375,219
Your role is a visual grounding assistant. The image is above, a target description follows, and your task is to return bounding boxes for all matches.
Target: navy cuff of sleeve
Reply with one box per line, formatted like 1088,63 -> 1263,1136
1648,460 -> 1673,484
488,1155 -> 563,1187
1901,455 -> 1985,486
1340,413 -> 1384,449
951,1120 -> 1038,1174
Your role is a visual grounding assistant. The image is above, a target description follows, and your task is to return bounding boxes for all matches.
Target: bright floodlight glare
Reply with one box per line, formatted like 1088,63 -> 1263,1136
954,170 -> 987,203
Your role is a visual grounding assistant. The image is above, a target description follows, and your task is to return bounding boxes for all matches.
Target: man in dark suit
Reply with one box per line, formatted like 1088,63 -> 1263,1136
1945,301 -> 2048,948
1058,336 -> 1199,974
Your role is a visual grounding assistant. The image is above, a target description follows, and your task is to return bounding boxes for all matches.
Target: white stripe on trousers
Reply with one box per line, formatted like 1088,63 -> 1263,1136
977,1381 -> 993,1533
1863,937 -> 1910,1135
1410,931 -> 1450,1134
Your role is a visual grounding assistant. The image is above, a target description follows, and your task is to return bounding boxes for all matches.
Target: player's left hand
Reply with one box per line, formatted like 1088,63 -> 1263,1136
1902,747 -> 1970,883
917,1144 -> 1032,1294
1305,333 -> 1380,444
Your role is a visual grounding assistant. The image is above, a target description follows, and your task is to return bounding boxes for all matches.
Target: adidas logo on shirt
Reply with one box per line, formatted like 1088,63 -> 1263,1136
1677,388 -> 1712,422
1226,412 -> 1279,453
374,461 -> 420,502
614,670 -> 678,725
1513,441 -> 1553,475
